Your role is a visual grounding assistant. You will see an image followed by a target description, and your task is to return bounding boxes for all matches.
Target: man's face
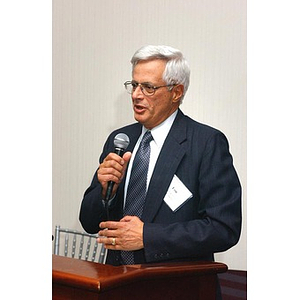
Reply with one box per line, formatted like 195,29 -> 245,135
131,59 -> 182,129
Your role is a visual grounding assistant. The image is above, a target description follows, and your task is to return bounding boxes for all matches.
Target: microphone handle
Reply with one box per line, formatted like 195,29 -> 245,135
104,147 -> 125,202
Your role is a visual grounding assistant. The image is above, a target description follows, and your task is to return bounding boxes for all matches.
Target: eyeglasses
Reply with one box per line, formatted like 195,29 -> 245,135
124,80 -> 176,96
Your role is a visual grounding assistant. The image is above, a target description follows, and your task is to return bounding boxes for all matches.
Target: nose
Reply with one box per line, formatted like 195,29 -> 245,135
132,84 -> 144,98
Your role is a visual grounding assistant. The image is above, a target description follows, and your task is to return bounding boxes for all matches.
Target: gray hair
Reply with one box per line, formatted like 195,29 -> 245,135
131,45 -> 190,102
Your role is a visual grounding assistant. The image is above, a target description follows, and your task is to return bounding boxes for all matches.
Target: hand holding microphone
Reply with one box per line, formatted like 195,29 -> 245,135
97,133 -> 131,202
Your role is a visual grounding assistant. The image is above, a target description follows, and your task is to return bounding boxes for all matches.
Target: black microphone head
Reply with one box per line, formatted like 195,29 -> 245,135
114,133 -> 130,150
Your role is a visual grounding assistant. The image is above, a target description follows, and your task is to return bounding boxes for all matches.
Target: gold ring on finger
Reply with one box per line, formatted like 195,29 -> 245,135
111,237 -> 116,246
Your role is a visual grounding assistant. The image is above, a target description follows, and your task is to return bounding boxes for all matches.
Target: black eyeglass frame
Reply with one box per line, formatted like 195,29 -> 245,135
124,80 -> 176,96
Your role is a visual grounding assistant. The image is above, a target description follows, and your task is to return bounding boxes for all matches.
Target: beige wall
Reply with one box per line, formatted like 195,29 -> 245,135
53,0 -> 247,270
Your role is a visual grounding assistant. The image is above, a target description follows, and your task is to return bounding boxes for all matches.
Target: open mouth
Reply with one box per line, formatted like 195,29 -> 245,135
134,104 -> 147,113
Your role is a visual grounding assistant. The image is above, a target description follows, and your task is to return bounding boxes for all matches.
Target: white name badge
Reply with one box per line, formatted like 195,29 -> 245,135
164,175 -> 193,212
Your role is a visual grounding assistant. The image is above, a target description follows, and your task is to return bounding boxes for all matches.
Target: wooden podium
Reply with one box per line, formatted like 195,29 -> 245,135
53,255 -> 227,300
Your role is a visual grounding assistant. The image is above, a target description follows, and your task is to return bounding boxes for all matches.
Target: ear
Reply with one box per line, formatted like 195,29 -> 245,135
172,84 -> 184,103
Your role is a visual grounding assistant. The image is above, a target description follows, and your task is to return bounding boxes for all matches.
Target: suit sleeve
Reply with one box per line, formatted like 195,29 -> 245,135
79,135 -> 116,233
143,131 -> 242,262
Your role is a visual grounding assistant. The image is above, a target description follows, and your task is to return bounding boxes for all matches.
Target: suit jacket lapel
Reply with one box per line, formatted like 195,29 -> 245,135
142,110 -> 188,222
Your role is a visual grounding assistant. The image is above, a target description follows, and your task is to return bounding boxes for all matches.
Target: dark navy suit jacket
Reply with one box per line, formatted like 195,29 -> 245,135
79,109 -> 242,266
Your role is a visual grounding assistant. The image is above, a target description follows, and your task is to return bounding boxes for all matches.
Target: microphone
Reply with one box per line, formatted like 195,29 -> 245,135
104,133 -> 130,202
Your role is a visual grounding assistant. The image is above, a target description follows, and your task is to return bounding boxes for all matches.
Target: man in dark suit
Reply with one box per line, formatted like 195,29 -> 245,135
79,45 -> 241,268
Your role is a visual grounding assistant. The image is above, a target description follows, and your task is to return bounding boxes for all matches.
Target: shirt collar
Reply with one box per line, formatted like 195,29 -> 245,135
142,109 -> 178,148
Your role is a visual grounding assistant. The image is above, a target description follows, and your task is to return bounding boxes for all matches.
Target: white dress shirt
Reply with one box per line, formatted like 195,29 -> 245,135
124,110 -> 178,206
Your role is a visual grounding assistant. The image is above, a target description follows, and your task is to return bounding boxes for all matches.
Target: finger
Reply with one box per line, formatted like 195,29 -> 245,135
98,153 -> 126,176
100,221 -> 123,230
97,236 -> 115,246
110,237 -> 116,246
104,153 -> 127,168
120,215 -> 133,222
97,237 -> 121,250
97,167 -> 123,196
98,227 -> 108,237
98,229 -> 120,238
119,152 -> 132,180
122,152 -> 132,163
98,173 -> 122,186
98,164 -> 123,181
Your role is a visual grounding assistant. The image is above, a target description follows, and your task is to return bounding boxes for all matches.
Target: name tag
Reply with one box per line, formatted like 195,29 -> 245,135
164,175 -> 193,212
